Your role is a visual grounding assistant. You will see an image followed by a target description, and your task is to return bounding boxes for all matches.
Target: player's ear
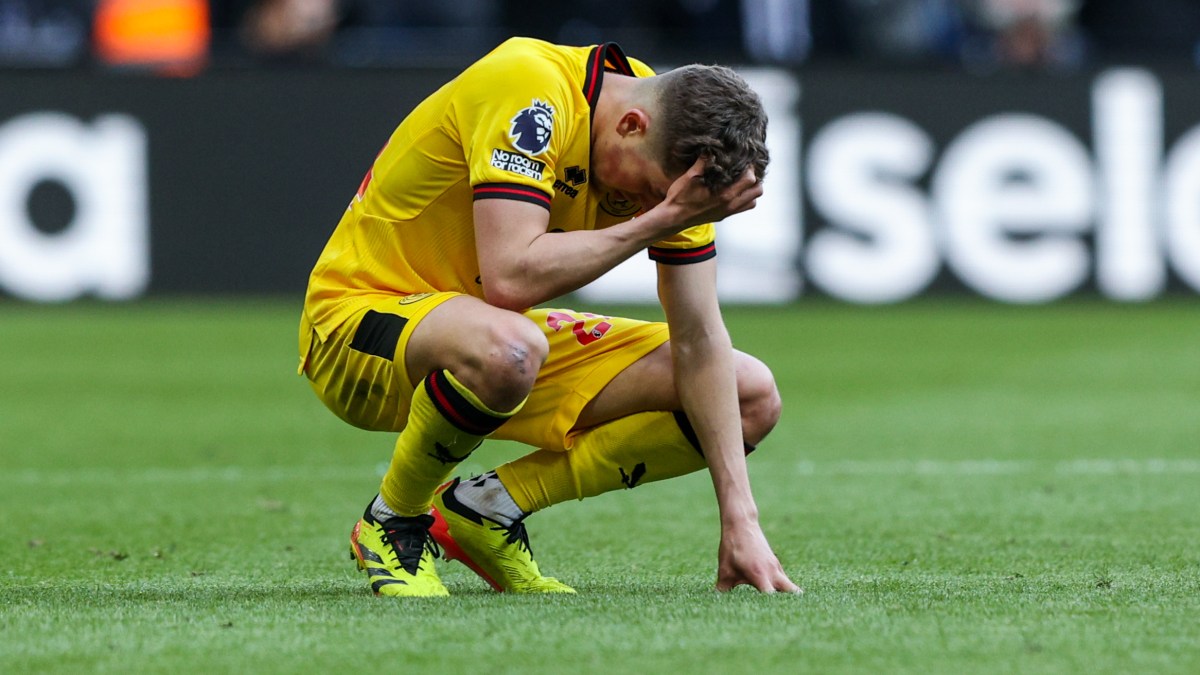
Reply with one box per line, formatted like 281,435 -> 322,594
616,108 -> 651,138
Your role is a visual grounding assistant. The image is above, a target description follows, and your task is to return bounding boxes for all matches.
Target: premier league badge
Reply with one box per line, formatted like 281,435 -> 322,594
509,99 -> 554,156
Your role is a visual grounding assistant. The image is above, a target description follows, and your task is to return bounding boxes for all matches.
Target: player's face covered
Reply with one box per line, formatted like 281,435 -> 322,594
593,141 -> 677,214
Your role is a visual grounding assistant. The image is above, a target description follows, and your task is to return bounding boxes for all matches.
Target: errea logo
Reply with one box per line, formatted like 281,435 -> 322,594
508,99 -> 554,156
564,165 -> 587,185
554,166 -> 587,198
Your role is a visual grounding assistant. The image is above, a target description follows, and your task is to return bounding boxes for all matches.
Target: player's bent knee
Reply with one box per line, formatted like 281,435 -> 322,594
737,355 -> 782,446
471,316 -> 548,410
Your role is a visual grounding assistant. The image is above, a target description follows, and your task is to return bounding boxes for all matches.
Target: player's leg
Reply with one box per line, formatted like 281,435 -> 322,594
302,292 -> 546,596
574,340 -> 782,444
377,294 -> 546,518
426,309 -> 662,592
429,308 -> 781,591
495,342 -> 782,513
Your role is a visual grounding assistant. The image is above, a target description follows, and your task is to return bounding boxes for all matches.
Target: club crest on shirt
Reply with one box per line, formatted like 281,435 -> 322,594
508,99 -> 554,156
600,191 -> 640,217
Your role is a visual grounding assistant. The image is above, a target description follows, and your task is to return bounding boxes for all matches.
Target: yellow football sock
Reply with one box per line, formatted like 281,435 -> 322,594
380,370 -> 523,517
495,411 -> 711,514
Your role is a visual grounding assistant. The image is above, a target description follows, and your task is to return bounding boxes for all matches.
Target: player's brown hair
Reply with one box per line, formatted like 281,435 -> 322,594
651,65 -> 769,191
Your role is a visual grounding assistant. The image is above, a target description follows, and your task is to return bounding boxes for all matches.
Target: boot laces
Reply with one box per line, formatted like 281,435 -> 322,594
381,513 -> 442,575
490,517 -> 533,557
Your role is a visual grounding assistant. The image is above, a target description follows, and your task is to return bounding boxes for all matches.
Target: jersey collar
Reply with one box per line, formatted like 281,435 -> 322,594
583,42 -> 635,125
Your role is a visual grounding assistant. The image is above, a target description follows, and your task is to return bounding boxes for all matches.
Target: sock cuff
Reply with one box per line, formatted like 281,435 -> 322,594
424,369 -> 524,435
496,460 -> 568,514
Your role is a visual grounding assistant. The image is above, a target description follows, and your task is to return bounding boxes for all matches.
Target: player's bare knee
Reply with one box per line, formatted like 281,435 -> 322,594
475,316 -> 547,410
737,355 -> 782,445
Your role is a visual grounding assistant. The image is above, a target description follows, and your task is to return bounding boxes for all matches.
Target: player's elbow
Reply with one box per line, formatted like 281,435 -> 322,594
482,278 -> 536,312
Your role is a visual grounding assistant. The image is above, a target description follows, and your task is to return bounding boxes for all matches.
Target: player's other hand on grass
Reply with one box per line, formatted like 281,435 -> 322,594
715,520 -> 802,595
658,158 -> 762,230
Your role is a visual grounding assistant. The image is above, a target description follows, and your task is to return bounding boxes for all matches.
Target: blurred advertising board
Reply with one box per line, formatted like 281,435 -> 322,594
1,66 -> 1197,303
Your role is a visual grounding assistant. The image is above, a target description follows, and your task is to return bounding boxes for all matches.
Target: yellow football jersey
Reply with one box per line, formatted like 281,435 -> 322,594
303,37 -> 716,340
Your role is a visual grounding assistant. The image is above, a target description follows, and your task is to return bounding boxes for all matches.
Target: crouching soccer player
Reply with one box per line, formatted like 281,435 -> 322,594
298,37 -> 800,596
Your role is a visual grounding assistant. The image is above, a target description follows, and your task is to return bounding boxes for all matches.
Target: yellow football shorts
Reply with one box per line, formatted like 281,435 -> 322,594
299,292 -> 669,452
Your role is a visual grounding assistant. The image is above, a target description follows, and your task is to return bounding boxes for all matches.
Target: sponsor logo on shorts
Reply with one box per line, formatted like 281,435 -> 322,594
491,148 -> 546,180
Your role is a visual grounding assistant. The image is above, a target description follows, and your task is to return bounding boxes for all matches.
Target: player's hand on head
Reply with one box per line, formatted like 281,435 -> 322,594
715,520 -> 802,595
658,158 -> 763,230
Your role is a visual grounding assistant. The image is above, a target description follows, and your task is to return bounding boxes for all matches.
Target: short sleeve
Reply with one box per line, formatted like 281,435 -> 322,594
648,223 -> 716,265
451,50 -> 572,212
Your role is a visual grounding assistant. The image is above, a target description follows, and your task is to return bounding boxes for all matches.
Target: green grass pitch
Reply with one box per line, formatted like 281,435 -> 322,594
2,298 -> 1198,673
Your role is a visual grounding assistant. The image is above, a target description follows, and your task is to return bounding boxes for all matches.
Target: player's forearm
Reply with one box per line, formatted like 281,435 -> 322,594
482,210 -> 682,309
672,328 -> 761,527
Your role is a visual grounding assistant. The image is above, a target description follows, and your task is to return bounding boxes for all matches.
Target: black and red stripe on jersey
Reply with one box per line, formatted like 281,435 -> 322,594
648,243 -> 717,265
472,182 -> 552,210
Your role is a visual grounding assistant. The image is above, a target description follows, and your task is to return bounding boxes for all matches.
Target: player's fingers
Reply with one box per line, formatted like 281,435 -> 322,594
738,566 -> 778,594
718,569 -> 798,594
721,168 -> 760,200
728,180 -> 763,207
775,575 -> 803,594
768,559 -> 803,594
738,166 -> 761,191
731,165 -> 756,183
667,157 -> 710,198
729,197 -> 758,216
715,572 -> 749,592
744,573 -> 799,595
755,568 -> 787,594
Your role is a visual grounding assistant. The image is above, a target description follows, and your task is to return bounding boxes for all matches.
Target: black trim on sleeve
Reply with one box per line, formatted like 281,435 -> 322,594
648,243 -> 717,265
472,183 -> 552,210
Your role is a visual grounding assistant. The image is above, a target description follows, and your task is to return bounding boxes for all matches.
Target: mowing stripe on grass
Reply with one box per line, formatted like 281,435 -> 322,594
793,458 -> 1200,476
4,458 -> 1200,485
0,465 -> 373,485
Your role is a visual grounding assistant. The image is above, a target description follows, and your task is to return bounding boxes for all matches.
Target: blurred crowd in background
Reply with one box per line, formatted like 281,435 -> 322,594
2,0 -> 1199,74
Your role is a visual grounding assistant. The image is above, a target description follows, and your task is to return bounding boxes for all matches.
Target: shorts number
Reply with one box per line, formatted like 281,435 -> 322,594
546,311 -> 613,346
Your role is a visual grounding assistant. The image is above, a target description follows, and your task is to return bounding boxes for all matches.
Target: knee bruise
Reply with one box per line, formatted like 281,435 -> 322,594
477,320 -> 547,407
